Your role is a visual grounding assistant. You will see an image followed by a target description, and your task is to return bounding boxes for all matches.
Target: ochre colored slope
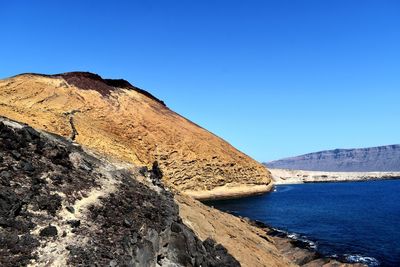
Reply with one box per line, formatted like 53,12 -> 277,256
0,72 -> 272,198
175,193 -> 294,267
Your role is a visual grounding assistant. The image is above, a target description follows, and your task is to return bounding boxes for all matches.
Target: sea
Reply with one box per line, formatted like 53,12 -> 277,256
205,180 -> 400,267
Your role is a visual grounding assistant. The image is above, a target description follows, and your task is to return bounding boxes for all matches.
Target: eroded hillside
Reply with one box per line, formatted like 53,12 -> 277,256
0,72 -> 271,198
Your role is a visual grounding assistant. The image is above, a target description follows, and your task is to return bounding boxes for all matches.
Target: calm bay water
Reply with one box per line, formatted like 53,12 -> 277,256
205,180 -> 400,267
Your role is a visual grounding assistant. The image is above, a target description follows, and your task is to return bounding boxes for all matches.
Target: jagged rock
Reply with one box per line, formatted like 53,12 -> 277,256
0,118 -> 239,267
66,220 -> 80,228
65,206 -> 75,214
36,194 -> 62,216
0,171 -> 11,179
39,225 -> 58,237
10,151 -> 21,159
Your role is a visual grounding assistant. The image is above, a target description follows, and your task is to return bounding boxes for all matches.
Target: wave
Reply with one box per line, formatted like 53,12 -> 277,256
267,227 -> 318,250
331,254 -> 380,266
275,185 -> 294,193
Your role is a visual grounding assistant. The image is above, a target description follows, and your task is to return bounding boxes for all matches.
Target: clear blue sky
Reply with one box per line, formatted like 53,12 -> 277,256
1,1 -> 399,162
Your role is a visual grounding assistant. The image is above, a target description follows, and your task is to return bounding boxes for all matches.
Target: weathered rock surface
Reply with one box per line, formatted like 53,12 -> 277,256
0,117 -> 239,267
0,72 -> 271,199
265,145 -> 400,172
175,193 -> 294,267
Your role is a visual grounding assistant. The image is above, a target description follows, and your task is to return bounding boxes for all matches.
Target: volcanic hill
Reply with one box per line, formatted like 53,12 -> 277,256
0,73 -> 293,267
0,72 -> 271,199
0,73 -> 367,267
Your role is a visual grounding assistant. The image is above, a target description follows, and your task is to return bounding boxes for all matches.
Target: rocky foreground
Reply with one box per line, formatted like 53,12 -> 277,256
0,116 -> 368,267
0,117 -> 240,266
269,168 -> 400,184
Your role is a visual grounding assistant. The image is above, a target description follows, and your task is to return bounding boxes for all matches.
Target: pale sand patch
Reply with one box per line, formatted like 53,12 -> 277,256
270,168 -> 400,185
29,157 -> 120,267
183,182 -> 273,200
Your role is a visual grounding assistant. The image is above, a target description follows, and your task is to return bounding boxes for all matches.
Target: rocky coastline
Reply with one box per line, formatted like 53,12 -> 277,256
248,219 -> 371,267
208,212 -> 369,267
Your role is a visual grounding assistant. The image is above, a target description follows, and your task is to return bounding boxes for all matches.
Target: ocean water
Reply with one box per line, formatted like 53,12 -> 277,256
205,180 -> 400,267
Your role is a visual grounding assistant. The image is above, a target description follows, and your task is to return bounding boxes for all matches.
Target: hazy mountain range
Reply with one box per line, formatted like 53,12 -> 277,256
265,145 -> 400,172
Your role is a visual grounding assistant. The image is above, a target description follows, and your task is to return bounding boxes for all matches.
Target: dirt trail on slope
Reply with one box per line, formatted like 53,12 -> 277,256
0,117 -> 239,267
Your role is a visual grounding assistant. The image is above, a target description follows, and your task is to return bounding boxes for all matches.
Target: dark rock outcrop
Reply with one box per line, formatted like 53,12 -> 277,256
265,145 -> 400,172
0,117 -> 239,267
17,72 -> 166,105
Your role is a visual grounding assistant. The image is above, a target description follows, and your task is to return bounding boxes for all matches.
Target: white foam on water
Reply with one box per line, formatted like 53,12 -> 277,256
344,254 -> 380,266
287,233 -> 298,239
283,230 -> 318,250
330,254 -> 380,266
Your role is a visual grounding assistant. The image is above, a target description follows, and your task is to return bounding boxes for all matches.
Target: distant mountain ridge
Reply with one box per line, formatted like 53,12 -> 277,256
265,144 -> 400,172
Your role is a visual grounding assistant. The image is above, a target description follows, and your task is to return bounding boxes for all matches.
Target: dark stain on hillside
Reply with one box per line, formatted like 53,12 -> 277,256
16,72 -> 166,106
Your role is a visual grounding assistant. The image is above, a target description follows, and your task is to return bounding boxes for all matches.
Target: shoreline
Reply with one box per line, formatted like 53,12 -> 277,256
217,213 -> 370,266
183,182 -> 273,201
248,219 -> 374,267
201,182 -> 383,266
269,168 -> 400,185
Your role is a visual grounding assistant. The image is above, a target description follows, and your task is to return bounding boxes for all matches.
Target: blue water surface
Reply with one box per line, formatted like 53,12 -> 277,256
205,180 -> 400,267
